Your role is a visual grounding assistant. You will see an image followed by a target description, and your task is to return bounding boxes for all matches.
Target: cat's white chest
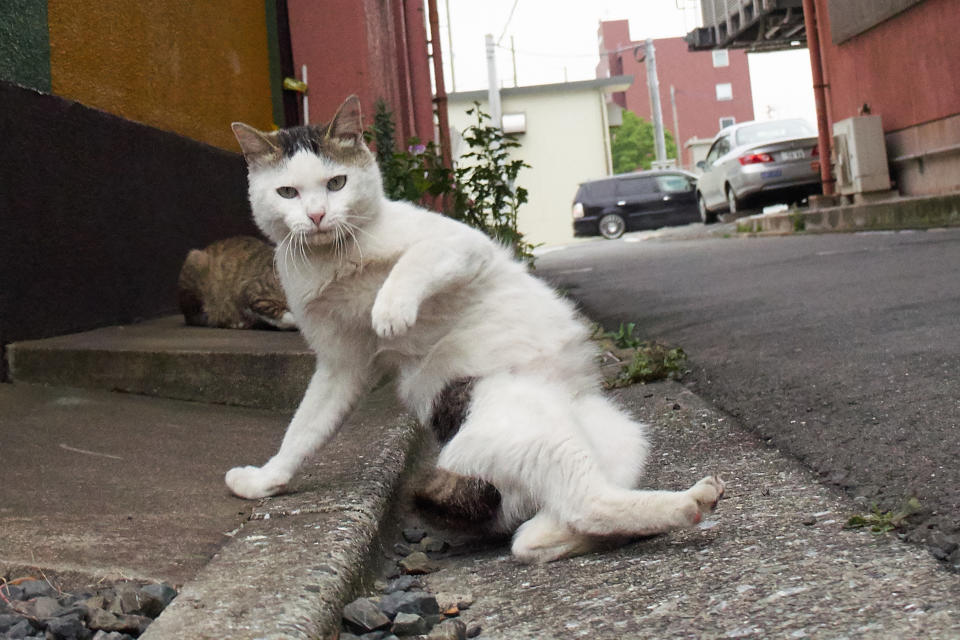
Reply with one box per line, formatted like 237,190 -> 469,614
282,258 -> 391,327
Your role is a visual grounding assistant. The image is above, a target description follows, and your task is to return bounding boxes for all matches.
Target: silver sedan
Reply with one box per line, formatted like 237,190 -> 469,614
695,119 -> 822,223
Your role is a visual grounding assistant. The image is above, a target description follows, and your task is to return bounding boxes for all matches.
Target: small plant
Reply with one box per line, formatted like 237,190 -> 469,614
844,498 -> 922,535
369,100 -> 536,264
607,342 -> 688,388
790,209 -> 807,232
604,322 -> 643,349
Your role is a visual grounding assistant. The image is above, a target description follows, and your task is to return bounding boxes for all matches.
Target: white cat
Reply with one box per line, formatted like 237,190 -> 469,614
225,96 -> 724,563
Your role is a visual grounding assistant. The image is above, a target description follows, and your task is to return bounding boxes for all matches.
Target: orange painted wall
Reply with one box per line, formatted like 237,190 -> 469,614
47,0 -> 275,150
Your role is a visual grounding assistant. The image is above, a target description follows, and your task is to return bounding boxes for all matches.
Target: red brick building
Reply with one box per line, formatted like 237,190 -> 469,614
597,20 -> 755,168
287,0 -> 435,145
810,0 -> 960,195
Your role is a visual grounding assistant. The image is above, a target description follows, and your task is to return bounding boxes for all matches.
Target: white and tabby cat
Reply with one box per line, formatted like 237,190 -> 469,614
226,96 -> 724,563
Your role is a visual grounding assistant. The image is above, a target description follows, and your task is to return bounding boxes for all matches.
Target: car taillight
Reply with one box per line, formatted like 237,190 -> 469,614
811,145 -> 819,156
572,202 -> 584,219
739,153 -> 774,165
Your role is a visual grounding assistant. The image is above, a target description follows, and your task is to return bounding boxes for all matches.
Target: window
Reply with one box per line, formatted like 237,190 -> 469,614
705,135 -> 732,166
712,49 -> 729,67
719,116 -> 736,130
734,119 -> 816,145
616,177 -> 656,198
655,175 -> 694,193
715,83 -> 733,101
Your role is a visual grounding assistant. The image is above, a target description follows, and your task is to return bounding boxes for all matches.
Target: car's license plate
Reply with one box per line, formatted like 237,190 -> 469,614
761,169 -> 783,178
781,149 -> 806,160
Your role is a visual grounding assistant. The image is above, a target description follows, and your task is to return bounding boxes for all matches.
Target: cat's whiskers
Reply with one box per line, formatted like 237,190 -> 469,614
338,221 -> 365,270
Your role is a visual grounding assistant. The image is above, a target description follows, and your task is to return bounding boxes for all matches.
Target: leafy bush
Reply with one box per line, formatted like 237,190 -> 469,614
370,100 -> 535,264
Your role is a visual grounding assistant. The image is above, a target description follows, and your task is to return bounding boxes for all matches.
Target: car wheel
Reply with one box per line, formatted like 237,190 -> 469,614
698,194 -> 717,224
598,213 -> 626,239
726,186 -> 739,215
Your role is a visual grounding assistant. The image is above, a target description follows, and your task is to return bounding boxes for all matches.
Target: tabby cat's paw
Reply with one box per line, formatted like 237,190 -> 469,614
371,293 -> 418,338
683,475 -> 726,525
225,465 -> 288,499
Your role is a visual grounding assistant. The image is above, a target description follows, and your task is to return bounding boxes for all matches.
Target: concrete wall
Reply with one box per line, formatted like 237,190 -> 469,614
287,0 -> 435,145
45,0 -> 276,150
0,82 -> 260,377
448,80 -> 622,247
815,0 -> 960,195
0,0 -> 50,91
598,22 -> 755,168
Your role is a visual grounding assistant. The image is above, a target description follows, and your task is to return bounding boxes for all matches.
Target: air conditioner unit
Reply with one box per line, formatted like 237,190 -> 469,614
832,115 -> 891,195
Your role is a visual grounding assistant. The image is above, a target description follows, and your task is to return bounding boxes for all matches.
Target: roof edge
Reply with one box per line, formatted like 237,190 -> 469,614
448,75 -> 633,102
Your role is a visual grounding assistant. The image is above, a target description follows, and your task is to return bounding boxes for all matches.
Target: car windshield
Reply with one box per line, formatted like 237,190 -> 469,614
735,120 -> 815,146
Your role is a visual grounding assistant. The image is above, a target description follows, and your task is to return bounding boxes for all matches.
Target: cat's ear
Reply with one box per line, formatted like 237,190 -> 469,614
326,95 -> 364,145
231,123 -> 279,162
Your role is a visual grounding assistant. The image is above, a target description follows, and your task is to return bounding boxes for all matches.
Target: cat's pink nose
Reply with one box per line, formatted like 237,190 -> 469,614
308,212 -> 325,227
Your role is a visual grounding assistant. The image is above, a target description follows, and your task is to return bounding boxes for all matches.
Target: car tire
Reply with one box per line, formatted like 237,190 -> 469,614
598,213 -> 626,239
698,194 -> 717,224
726,186 -> 740,215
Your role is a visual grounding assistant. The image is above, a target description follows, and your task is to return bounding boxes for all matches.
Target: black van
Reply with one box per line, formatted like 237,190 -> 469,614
572,170 -> 700,239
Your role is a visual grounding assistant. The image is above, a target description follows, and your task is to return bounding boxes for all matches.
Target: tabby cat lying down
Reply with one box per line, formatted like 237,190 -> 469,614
224,96 -> 724,563
177,236 -> 296,330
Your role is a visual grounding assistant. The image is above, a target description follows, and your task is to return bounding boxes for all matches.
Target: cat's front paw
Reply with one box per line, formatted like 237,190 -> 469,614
225,465 -> 289,499
371,292 -> 418,338
682,475 -> 726,525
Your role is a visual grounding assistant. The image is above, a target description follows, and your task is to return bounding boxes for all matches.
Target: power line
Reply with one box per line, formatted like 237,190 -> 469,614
496,0 -> 520,45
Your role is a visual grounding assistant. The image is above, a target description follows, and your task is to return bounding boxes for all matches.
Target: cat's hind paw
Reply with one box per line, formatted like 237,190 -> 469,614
371,293 -> 418,339
684,475 -> 725,525
225,465 -> 288,499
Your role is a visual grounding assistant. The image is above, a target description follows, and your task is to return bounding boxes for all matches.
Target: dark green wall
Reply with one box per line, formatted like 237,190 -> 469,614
0,0 -> 51,91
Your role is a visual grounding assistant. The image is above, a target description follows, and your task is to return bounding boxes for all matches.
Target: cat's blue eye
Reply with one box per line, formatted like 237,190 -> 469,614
327,175 -> 347,191
276,186 -> 299,199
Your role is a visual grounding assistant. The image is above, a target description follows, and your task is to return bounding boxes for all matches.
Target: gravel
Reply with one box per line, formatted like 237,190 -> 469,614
0,578 -> 176,639
340,527 -> 485,640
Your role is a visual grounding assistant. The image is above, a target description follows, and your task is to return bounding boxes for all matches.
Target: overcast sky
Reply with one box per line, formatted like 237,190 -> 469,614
441,0 -> 816,124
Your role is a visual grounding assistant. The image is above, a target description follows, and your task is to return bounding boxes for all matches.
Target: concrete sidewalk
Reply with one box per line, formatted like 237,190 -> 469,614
419,381 -> 960,638
0,378 -> 421,639
4,316 -> 960,639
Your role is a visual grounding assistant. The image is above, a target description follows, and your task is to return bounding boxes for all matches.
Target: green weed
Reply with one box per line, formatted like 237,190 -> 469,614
844,498 -> 922,535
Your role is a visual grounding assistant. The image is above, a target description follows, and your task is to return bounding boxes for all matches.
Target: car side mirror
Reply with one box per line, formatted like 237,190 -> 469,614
696,160 -> 706,169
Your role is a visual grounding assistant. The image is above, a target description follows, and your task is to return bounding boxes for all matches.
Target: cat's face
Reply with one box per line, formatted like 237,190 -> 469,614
232,96 -> 382,248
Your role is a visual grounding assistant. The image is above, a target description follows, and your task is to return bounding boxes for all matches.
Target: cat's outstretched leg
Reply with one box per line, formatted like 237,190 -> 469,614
511,511 -> 608,563
437,374 -> 724,559
225,334 -> 372,498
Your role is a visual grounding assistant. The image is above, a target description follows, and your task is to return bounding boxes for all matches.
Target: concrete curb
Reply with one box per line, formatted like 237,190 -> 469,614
141,384 -> 423,640
737,191 -> 960,235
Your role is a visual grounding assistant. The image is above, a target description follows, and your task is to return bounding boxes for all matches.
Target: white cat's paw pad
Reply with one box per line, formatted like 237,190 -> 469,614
371,295 -> 418,338
225,465 -> 288,499
685,475 -> 726,524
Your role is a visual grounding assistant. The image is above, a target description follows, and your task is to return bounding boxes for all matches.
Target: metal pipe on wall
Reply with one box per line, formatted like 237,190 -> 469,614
801,0 -> 835,195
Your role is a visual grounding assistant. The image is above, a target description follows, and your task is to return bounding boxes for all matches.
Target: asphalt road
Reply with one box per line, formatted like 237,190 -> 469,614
537,226 -> 960,561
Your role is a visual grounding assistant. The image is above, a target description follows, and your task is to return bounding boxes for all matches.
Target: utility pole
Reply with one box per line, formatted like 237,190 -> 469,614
485,33 -> 502,128
670,84 -> 681,166
644,38 -> 667,167
510,35 -> 518,87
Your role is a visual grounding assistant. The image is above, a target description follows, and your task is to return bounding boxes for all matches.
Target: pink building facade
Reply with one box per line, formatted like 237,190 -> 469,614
287,0 -> 435,146
597,20 -> 755,168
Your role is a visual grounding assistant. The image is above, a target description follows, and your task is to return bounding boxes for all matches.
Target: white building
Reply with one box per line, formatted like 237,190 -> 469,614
447,76 -> 632,247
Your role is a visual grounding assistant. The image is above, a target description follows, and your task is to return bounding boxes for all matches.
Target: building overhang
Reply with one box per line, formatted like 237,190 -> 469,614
685,0 -> 807,52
